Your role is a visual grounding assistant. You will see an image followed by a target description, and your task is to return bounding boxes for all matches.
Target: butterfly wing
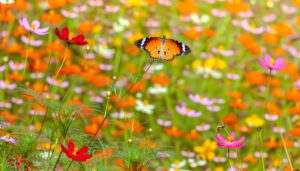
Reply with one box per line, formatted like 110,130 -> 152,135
162,39 -> 191,61
135,37 -> 162,59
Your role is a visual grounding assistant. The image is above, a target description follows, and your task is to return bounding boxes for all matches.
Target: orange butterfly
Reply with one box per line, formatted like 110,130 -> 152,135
135,36 -> 191,61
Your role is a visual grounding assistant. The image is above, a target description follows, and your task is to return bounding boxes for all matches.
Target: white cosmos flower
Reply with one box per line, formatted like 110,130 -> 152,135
148,84 -> 167,95
0,0 -> 14,4
135,100 -> 154,115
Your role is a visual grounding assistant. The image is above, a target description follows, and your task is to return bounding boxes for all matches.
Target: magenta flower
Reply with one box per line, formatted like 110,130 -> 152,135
19,18 -> 49,35
215,132 -> 245,149
258,54 -> 287,70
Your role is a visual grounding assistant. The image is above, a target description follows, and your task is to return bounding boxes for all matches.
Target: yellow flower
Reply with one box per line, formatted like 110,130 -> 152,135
126,0 -> 143,6
192,59 -> 202,70
128,32 -> 144,44
194,139 -> 217,161
245,114 -> 265,127
204,58 -> 227,70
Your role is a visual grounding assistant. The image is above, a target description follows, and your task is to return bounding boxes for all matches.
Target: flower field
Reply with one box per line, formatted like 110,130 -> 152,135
1,0 -> 300,170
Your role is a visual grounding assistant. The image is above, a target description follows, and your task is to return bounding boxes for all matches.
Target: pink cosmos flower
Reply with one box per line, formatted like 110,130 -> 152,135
176,104 -> 201,117
0,134 -> 17,145
157,119 -> 172,127
215,132 -> 245,149
258,54 -> 287,70
21,35 -> 43,46
19,18 -> 49,35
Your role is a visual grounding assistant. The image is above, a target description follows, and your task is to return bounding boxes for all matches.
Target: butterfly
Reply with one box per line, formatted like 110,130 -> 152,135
135,36 -> 191,61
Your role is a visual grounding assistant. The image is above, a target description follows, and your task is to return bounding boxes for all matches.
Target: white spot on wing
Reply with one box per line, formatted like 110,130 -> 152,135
141,38 -> 147,49
182,44 -> 186,54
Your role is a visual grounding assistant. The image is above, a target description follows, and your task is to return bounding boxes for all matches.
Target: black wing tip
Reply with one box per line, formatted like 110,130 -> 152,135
185,45 -> 191,55
134,38 -> 143,48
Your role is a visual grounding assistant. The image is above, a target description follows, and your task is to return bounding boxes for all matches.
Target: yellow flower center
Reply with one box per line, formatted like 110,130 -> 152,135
218,45 -> 225,50
72,147 -> 79,155
269,58 -> 275,66
227,136 -> 233,142
49,10 -> 55,15
31,22 -> 36,29
5,133 -> 10,139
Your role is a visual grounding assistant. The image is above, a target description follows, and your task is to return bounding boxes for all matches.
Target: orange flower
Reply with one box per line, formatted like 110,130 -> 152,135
229,99 -> 247,110
271,88 -> 284,99
265,137 -> 278,149
225,0 -> 249,14
184,27 -> 201,39
164,126 -> 184,137
4,114 -> 19,123
295,16 -> 300,28
0,10 -> 14,22
116,120 -> 143,133
151,72 -> 170,86
238,33 -> 261,56
48,0 -> 68,9
289,104 -> 300,115
289,123 -> 300,137
202,28 -> 216,38
262,33 -> 279,45
7,72 -> 23,82
84,124 -> 101,135
227,91 -> 242,99
91,115 -> 109,128
185,129 -> 201,140
126,81 -> 146,93
116,96 -> 136,109
138,138 -> 157,149
246,71 -> 266,86
77,21 -> 93,34
124,45 -> 140,56
29,60 -> 47,72
266,102 -> 281,115
285,88 -> 300,102
41,10 -> 63,24
60,64 -> 81,75
293,0 -> 300,7
271,48 -> 286,57
243,155 -> 257,164
222,113 -> 237,128
272,22 -> 293,37
46,39 -> 65,52
6,43 -> 23,54
13,0 -> 28,11
177,0 -> 198,15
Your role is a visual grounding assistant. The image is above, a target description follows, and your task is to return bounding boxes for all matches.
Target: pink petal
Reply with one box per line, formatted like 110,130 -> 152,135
233,136 -> 245,144
216,133 -> 227,143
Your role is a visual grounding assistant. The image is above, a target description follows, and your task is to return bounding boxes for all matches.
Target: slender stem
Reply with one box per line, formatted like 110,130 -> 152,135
23,32 -> 32,76
52,150 -> 63,171
258,130 -> 265,171
54,44 -> 70,80
66,160 -> 73,171
227,148 -> 233,169
87,93 -> 110,146
263,69 -> 272,116
280,132 -> 293,170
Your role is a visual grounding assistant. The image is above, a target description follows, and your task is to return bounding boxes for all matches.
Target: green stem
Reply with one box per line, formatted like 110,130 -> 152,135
280,132 -> 293,170
258,130 -> 265,171
52,150 -> 63,171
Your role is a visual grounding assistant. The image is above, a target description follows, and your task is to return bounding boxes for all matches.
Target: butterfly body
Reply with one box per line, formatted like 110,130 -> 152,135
135,36 -> 191,61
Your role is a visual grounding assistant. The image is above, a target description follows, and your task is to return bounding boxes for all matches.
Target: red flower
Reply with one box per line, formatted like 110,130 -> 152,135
55,27 -> 88,46
61,141 -> 92,162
